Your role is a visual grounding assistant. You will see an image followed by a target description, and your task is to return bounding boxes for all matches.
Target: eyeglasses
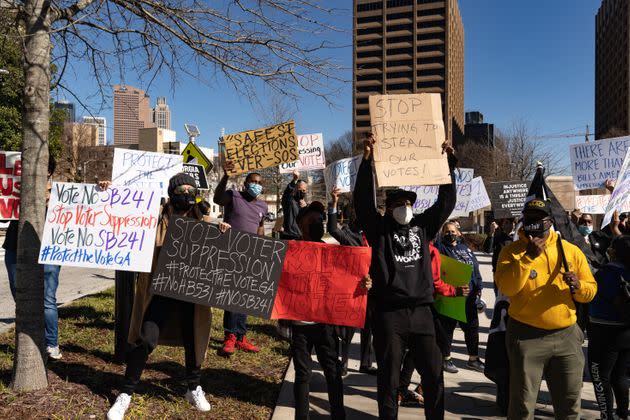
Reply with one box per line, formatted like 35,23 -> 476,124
173,185 -> 197,195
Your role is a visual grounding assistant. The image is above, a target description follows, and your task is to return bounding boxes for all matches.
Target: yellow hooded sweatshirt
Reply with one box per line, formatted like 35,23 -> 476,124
496,229 -> 597,330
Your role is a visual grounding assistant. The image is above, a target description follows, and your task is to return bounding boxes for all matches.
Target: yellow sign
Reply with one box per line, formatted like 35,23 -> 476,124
182,142 -> 213,171
223,120 -> 298,175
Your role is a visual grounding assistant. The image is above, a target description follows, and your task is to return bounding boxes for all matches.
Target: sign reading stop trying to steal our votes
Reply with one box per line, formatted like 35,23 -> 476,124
223,120 -> 298,175
112,148 -> 183,198
0,151 -> 21,220
39,182 -> 161,272
369,93 -> 450,187
570,135 -> 630,190
279,133 -> 326,173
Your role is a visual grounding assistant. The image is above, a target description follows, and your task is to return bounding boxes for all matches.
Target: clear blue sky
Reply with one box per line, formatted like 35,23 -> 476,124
58,1 -> 601,173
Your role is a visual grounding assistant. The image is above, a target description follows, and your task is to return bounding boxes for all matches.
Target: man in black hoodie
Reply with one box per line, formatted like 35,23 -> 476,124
281,169 -> 308,240
354,134 -> 456,420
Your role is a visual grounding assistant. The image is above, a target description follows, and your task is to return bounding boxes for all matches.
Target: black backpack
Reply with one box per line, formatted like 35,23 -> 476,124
613,273 -> 630,325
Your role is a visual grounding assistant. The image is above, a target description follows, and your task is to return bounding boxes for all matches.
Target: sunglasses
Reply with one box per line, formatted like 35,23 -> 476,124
173,185 -> 197,195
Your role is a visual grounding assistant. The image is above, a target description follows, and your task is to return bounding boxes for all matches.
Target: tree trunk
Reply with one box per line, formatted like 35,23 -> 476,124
13,0 -> 52,391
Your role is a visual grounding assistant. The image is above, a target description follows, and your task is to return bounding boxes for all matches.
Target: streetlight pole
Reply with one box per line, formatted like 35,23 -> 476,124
82,160 -> 94,182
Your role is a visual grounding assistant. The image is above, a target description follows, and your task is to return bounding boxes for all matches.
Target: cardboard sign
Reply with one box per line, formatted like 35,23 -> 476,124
223,120 -> 298,175
279,133 -> 326,173
433,254 -> 472,323
38,182 -> 161,272
570,136 -> 630,190
182,142 -> 213,171
151,216 -> 288,318
369,93 -> 450,187
182,163 -> 208,190
489,181 -> 531,219
575,194 -> 630,214
466,177 -> 491,213
602,149 -> 630,227
323,155 -> 363,193
271,241 -> 371,328
112,149 -> 183,198
0,151 -> 21,220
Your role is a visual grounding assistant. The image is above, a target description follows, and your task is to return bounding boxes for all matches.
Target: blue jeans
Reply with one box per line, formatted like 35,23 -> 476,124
5,248 -> 16,300
44,264 -> 61,348
223,311 -> 247,340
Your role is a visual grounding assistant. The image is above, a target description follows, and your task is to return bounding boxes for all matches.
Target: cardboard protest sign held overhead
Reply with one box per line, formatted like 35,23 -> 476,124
39,182 -> 161,272
182,163 -> 209,190
489,181 -> 531,219
0,151 -> 21,220
323,155 -> 363,193
570,136 -> 630,190
279,133 -> 326,173
433,254 -> 472,323
151,217 -> 288,318
271,241 -> 371,329
369,93 -> 450,187
602,149 -> 630,228
112,148 -> 183,198
223,120 -> 298,175
575,194 -> 630,215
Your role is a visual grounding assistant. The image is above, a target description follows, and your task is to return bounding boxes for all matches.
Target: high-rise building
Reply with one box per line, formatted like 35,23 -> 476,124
81,116 -> 107,146
595,0 -> 630,139
463,111 -> 494,147
153,96 -> 171,130
54,100 -> 75,123
113,84 -> 154,145
353,0 -> 465,147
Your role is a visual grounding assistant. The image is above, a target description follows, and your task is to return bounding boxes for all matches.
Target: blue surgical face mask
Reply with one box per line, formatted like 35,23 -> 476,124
246,183 -> 263,197
578,225 -> 593,236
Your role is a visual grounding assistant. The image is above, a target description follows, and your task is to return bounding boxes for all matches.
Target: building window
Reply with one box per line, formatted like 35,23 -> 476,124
387,35 -> 413,44
387,59 -> 413,67
417,7 -> 445,17
359,62 -> 383,70
357,26 -> 383,36
387,47 -> 414,56
357,15 -> 382,24
357,73 -> 383,82
357,2 -> 382,12
387,71 -> 414,79
417,44 -> 445,53
387,23 -> 414,32
358,38 -> 383,48
387,0 -> 414,7
386,82 -> 413,90
357,50 -> 382,59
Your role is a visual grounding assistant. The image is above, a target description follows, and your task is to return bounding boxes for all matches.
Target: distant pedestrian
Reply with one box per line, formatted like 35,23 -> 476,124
483,218 -> 516,295
281,170 -> 308,240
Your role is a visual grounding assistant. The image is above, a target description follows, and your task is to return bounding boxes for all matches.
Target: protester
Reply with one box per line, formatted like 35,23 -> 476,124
354,132 -> 457,420
327,187 -> 375,376
213,161 -> 266,355
436,222 -> 485,373
483,291 -> 511,415
482,218 -> 516,295
577,213 -> 594,243
587,235 -> 630,420
496,198 -> 597,420
107,173 -> 217,420
281,170 -> 307,240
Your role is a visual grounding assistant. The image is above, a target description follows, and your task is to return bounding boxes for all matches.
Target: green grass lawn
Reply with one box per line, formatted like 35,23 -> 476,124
0,288 -> 291,419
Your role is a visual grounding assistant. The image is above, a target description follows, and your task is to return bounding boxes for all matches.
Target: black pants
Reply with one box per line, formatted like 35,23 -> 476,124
373,305 -> 444,420
588,323 -> 630,420
123,296 -> 200,394
360,298 -> 376,369
334,326 -> 355,371
438,294 -> 480,357
291,323 -> 345,420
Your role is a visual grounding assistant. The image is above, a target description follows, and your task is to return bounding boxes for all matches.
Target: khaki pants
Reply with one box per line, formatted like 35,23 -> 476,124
506,319 -> 585,420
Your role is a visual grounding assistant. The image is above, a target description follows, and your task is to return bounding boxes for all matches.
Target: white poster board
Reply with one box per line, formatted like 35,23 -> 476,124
39,182 -> 161,272
575,195 -> 630,214
279,133 -> 326,173
403,168 -> 475,216
323,155 -> 363,193
112,148 -> 183,197
570,136 -> 630,190
602,149 -> 630,227
466,177 -> 491,213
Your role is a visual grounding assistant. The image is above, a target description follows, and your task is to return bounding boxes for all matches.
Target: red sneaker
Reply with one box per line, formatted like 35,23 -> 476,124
220,333 -> 237,356
236,336 -> 260,353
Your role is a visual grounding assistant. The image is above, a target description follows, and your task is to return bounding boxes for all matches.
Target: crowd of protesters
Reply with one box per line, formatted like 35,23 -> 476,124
4,132 -> 629,420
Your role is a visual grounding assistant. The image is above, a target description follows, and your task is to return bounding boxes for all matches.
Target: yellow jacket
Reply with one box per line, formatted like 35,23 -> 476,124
496,229 -> 597,330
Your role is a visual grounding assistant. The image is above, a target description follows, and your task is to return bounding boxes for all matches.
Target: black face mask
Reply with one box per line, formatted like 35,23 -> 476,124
171,194 -> 195,212
294,191 -> 306,201
443,233 -> 457,244
523,220 -> 548,238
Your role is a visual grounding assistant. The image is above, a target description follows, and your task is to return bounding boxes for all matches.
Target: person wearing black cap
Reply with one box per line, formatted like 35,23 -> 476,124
107,173 -> 220,420
496,198 -> 597,420
353,133 -> 457,420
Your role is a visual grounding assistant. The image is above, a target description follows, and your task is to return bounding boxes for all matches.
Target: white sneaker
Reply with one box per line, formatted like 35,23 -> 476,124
107,393 -> 131,420
46,346 -> 62,360
185,385 -> 211,412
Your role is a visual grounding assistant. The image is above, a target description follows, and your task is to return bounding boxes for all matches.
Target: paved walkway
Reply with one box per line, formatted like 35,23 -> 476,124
271,252 -> 601,419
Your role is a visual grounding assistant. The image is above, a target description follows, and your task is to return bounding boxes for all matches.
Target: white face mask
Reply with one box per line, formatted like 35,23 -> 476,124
392,206 -> 413,225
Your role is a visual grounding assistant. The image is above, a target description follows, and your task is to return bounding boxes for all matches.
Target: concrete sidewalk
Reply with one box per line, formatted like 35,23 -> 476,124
271,253 -> 601,419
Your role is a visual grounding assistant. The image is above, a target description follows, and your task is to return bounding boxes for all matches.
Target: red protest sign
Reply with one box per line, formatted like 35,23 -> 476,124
0,152 -> 21,220
271,241 -> 372,328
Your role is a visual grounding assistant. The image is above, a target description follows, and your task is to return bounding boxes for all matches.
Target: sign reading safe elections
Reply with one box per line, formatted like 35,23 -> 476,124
151,216 -> 288,318
570,136 -> 630,190
323,155 -> 363,193
223,120 -> 298,175
369,93 -> 450,187
279,133 -> 326,173
489,181 -> 531,219
39,182 -> 160,272
271,241 -> 371,328
112,148 -> 183,198
182,163 -> 208,189
0,151 -> 21,220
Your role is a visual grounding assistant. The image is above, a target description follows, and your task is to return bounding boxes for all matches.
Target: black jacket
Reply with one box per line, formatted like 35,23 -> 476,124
353,154 -> 457,310
483,230 -> 513,273
327,210 -> 363,247
281,180 -> 301,239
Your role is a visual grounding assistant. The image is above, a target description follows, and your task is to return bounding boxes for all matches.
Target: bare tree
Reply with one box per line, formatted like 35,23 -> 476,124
59,122 -> 97,181
4,0 -> 344,391
325,130 -> 353,164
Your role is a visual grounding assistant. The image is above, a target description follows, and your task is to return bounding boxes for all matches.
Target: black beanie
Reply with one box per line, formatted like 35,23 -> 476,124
168,172 -> 197,196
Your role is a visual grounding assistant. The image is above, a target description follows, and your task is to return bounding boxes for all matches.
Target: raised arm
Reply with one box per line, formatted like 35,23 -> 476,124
213,161 -> 234,206
327,188 -> 356,246
282,170 -> 299,208
353,135 -> 380,233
